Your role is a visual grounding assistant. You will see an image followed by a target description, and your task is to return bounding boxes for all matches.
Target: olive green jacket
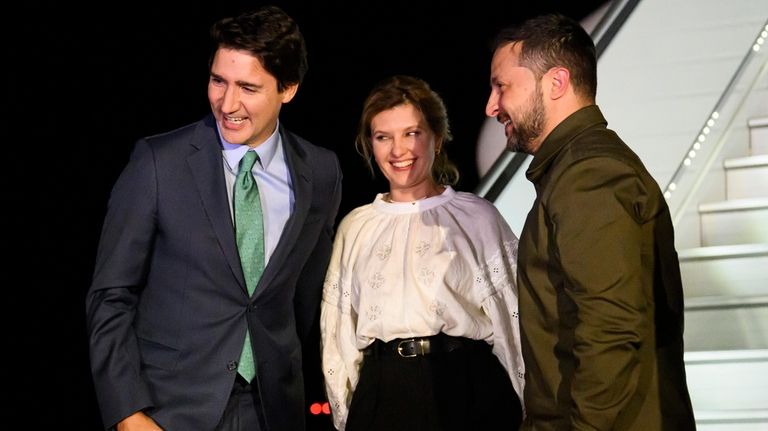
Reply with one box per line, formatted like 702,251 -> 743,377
518,105 -> 696,430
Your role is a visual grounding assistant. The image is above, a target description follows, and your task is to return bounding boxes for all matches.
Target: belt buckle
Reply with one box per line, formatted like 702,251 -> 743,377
397,338 -> 429,357
397,339 -> 417,358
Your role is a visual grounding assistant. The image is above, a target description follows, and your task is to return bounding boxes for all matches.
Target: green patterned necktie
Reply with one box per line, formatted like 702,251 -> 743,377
234,150 -> 264,383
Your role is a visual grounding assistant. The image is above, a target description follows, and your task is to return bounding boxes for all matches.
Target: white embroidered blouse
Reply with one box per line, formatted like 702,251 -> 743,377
320,186 -> 525,430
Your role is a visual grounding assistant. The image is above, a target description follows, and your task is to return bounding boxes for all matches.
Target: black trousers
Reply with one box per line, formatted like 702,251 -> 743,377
214,374 -> 265,431
346,337 -> 522,431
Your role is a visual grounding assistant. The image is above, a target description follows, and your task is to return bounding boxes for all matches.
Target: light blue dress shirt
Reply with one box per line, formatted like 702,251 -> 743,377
220,123 -> 294,264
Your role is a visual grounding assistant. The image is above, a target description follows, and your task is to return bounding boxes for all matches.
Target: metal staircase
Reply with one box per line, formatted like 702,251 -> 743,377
680,116 -> 768,430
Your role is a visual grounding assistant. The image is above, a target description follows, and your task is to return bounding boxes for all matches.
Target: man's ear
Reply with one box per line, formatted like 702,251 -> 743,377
547,67 -> 570,100
281,83 -> 299,103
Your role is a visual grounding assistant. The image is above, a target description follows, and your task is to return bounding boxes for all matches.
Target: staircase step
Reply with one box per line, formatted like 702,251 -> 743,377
685,294 -> 768,310
679,244 -> 768,297
695,409 -> 768,430
685,350 -> 768,411
749,116 -> 768,155
725,155 -> 768,199
698,198 -> 768,246
684,295 -> 768,351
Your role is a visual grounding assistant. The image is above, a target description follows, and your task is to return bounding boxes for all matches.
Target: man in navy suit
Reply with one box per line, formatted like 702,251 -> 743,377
86,6 -> 342,430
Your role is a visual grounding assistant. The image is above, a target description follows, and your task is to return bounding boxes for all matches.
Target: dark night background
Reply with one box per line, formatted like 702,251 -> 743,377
8,1 -> 606,428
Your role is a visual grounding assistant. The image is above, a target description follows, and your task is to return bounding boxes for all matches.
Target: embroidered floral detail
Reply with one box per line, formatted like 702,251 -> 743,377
366,305 -> 382,321
376,244 -> 391,260
429,300 -> 446,316
474,239 -> 518,298
418,266 -> 435,285
343,290 -> 350,298
323,270 -> 341,301
512,311 -> 519,319
368,272 -> 384,290
324,281 -> 338,293
323,269 -> 340,289
415,241 -> 431,257
327,368 -> 335,376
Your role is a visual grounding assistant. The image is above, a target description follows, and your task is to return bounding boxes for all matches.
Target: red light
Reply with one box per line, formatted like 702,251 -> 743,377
309,402 -> 322,415
322,402 -> 331,415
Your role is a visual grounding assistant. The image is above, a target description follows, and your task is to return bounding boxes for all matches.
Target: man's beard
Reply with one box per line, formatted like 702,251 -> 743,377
506,86 -> 546,155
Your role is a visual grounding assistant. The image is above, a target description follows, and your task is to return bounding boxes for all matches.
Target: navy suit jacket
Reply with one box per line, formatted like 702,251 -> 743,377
86,115 -> 342,430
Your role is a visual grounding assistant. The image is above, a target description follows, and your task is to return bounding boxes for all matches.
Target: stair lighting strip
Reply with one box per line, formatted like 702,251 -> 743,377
664,21 -> 768,201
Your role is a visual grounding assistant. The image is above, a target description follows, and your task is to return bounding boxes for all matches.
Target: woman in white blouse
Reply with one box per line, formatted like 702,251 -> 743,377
320,75 -> 524,431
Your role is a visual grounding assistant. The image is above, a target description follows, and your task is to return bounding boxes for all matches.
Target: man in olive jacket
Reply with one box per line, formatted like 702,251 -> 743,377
485,14 -> 696,430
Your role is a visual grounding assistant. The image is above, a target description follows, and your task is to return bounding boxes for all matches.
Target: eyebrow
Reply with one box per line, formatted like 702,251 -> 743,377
236,80 -> 262,89
372,124 -> 422,134
209,72 -> 262,89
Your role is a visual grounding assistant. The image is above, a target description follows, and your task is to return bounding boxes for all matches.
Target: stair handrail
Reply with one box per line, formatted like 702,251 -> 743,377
664,19 -> 768,224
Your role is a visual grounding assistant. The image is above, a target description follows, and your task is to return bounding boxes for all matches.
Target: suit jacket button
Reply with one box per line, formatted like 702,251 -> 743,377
227,360 -> 238,371
248,304 -> 257,311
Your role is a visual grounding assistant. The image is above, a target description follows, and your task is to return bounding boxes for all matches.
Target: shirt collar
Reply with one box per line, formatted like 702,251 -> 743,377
221,122 -> 282,172
526,105 -> 606,183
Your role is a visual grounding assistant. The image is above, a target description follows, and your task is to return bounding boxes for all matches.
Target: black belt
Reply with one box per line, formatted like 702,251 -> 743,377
363,333 -> 480,358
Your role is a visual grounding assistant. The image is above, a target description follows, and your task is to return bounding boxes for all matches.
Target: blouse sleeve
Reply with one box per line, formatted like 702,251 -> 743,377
320,227 -> 364,430
476,216 -> 526,406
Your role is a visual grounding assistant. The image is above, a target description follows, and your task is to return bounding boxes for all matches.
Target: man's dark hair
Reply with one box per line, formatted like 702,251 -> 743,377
495,13 -> 597,101
210,5 -> 308,92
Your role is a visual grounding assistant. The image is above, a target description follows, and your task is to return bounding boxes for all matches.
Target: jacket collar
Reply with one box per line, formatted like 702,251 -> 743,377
526,104 -> 606,184
187,116 -> 314,297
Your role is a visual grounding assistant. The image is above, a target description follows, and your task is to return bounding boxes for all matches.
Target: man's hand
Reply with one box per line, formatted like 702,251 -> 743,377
116,411 -> 162,431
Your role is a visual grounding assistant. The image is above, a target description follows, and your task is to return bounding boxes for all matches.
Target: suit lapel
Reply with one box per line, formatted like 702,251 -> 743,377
188,116 -> 248,293
255,126 -> 313,297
